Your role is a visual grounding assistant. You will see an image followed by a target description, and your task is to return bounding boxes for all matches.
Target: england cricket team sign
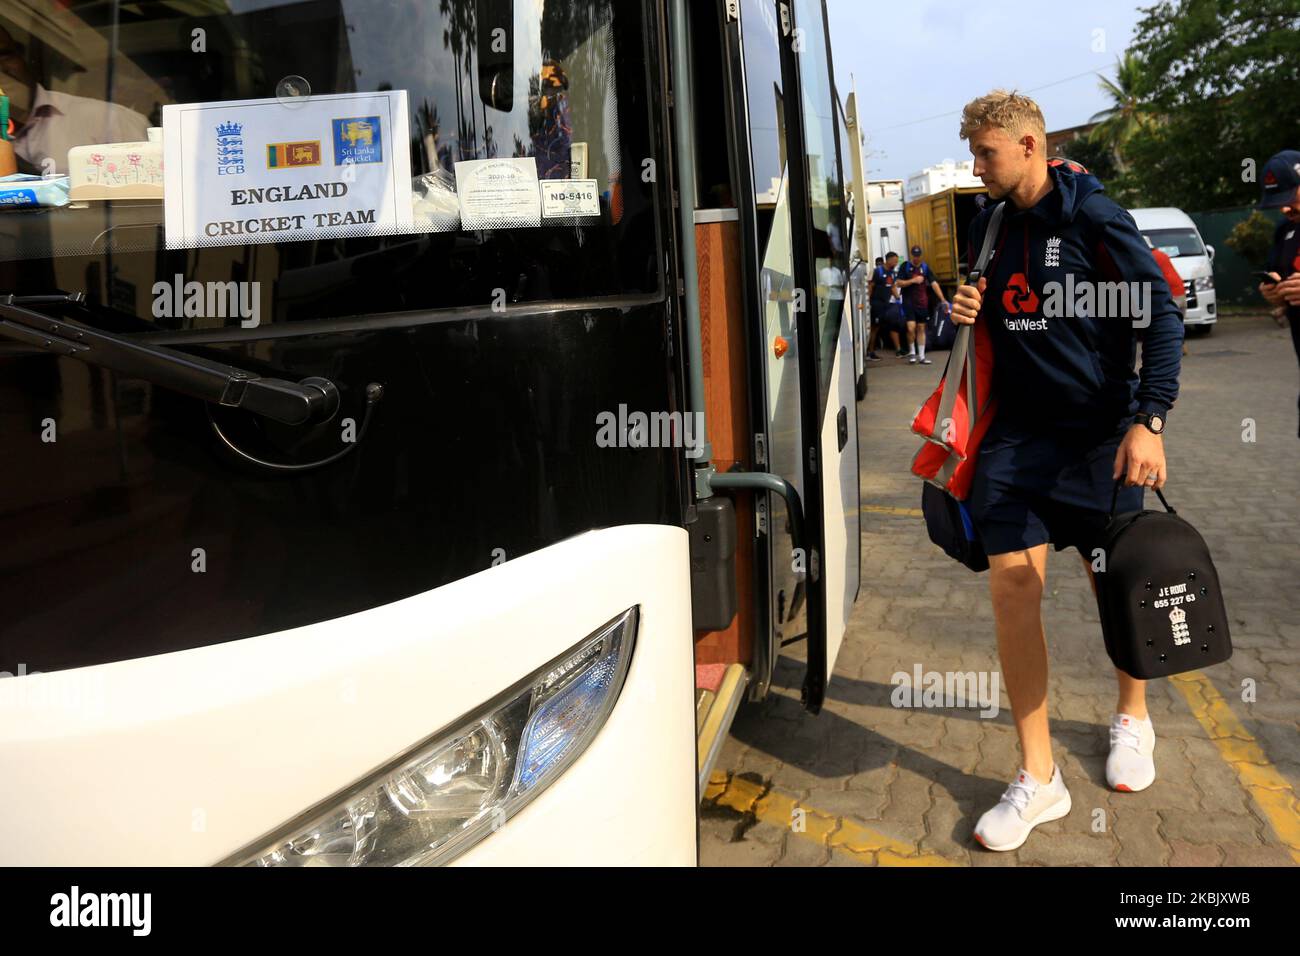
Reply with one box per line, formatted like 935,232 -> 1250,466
163,90 -> 413,249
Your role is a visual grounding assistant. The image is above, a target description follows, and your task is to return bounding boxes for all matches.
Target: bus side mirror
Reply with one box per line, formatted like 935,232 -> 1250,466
477,0 -> 515,112
1206,244 -> 1215,262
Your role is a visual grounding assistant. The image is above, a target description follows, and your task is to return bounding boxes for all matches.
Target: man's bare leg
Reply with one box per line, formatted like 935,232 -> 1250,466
989,544 -> 1055,783
1079,554 -> 1148,720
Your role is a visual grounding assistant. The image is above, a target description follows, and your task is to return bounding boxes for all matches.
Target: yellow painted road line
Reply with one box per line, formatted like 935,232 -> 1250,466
859,504 -> 924,518
1170,672 -> 1300,864
703,771 -> 959,866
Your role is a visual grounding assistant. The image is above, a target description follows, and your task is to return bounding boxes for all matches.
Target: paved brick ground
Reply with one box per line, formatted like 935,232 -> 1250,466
701,314 -> 1300,866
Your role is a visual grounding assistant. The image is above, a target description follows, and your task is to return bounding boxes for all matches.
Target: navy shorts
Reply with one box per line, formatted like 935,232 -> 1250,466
905,304 -> 930,324
967,415 -> 1146,557
880,302 -> 905,331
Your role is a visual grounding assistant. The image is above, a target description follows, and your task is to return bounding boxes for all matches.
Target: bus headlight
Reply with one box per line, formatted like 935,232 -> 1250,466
229,607 -> 638,867
1196,276 -> 1214,292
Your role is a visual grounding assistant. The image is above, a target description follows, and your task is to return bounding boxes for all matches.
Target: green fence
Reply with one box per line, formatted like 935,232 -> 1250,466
1189,205 -> 1286,307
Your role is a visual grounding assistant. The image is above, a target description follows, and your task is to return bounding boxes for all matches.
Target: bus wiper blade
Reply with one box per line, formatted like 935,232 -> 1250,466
0,293 -> 339,426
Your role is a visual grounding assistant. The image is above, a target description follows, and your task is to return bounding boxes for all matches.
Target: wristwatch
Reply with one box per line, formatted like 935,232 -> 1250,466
1134,411 -> 1165,434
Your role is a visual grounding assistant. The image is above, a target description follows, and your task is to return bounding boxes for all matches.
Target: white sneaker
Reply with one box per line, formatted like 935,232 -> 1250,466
1107,713 -> 1155,792
973,764 -> 1072,852
908,353 -> 918,364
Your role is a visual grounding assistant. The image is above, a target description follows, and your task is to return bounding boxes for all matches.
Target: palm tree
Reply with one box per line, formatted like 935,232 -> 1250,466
1087,52 -> 1151,173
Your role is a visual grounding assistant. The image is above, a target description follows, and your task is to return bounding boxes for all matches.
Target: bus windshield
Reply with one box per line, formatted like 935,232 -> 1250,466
0,0 -> 661,328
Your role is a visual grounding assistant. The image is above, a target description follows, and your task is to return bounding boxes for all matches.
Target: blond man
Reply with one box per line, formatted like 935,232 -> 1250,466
947,90 -> 1184,851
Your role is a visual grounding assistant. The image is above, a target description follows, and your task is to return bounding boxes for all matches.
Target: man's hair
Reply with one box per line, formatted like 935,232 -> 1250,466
885,251 -> 898,260
959,89 -> 1047,146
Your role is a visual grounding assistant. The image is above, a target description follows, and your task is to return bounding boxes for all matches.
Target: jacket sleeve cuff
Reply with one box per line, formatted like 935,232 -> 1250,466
1135,399 -> 1169,419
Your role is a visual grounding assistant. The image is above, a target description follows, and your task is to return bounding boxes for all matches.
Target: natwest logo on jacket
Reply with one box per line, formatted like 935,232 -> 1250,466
1001,272 -> 1039,314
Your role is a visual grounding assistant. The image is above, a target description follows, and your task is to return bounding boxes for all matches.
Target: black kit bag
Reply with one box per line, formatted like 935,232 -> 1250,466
1094,479 -> 1232,679
921,482 -> 988,572
926,304 -> 959,351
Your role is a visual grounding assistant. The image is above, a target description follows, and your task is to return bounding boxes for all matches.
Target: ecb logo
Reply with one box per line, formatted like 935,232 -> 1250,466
332,116 -> 383,165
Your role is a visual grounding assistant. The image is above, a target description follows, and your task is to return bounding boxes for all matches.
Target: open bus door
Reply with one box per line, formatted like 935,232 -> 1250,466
0,0 -> 700,866
842,85 -> 871,401
716,0 -> 860,714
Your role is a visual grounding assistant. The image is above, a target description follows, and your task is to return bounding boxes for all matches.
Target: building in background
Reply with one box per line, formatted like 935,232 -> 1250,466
1046,122 -> 1099,160
904,160 -> 982,202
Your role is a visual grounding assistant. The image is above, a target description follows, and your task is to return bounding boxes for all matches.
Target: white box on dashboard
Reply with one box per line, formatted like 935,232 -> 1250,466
68,127 -> 164,201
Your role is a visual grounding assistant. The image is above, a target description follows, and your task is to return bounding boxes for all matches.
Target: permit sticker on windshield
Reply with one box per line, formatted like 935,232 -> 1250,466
541,179 -> 600,218
455,158 -> 542,229
163,90 -> 413,249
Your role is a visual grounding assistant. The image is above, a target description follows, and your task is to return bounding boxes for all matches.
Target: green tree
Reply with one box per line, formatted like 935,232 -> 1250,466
1122,0 -> 1300,211
1087,52 -> 1152,174
1064,133 -> 1120,188
1225,210 -> 1279,265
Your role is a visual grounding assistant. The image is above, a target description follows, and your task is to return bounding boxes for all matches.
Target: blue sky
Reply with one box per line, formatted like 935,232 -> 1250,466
827,0 -> 1149,181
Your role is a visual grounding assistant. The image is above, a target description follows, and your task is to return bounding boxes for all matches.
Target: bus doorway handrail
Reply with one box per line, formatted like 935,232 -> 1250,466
707,470 -> 811,583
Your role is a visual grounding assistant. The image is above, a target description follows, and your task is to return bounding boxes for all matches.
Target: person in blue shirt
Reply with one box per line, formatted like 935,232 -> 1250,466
869,251 -> 902,357
896,245 -> 949,364
946,90 -> 1183,853
1255,150 -> 1300,438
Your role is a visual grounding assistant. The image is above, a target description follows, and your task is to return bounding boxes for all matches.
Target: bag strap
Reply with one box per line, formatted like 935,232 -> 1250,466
922,203 -> 1007,458
935,447 -> 959,485
1109,475 -> 1174,518
960,202 -> 1006,427
968,201 -> 1007,287
932,325 -> 970,438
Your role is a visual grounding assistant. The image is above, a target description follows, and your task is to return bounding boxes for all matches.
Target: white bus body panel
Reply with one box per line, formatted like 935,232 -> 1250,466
0,524 -> 697,866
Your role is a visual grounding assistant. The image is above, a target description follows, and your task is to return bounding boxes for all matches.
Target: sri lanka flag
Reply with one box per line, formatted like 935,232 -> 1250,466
266,141 -> 321,168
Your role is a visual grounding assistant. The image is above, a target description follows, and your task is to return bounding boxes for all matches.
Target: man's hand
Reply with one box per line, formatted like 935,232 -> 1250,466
951,276 -> 985,326
1114,424 -> 1166,490
1259,272 -> 1283,305
1278,273 -> 1300,307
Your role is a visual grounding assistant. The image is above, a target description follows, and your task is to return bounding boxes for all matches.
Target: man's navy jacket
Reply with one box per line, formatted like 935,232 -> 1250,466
1268,217 -> 1300,323
965,163 -> 1183,431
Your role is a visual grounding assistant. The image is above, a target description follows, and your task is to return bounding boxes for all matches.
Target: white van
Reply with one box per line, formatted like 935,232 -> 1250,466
1130,207 -> 1218,332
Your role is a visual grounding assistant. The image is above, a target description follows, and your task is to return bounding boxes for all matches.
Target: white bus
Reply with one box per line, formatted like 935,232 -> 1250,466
0,0 -> 861,866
